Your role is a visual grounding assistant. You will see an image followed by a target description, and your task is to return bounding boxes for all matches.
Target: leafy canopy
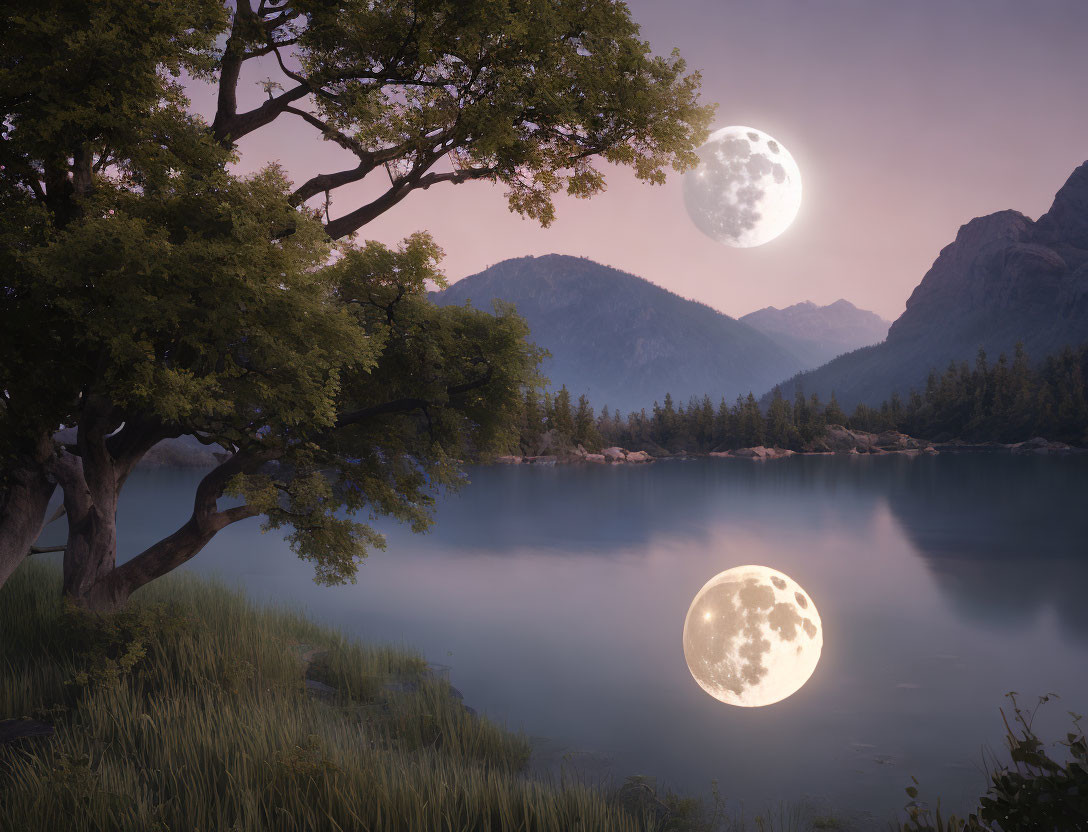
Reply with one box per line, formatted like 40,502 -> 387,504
0,0 -> 706,601
212,0 -> 714,236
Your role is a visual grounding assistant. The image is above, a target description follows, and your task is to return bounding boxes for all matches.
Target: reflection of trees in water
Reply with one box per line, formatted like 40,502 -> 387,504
113,458 -> 1088,643
417,457 -> 892,554
423,455 -> 1088,642
880,455 -> 1088,640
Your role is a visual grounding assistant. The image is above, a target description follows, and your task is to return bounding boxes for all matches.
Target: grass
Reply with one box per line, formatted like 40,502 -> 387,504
0,560 -> 876,831
0,559 -> 665,831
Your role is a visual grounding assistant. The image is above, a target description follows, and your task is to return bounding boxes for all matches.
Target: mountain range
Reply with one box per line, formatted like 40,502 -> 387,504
431,256 -> 887,413
740,300 -> 889,369
770,161 -> 1088,409
434,161 -> 1087,415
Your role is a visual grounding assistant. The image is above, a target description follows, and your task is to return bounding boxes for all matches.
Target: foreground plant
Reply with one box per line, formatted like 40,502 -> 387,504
0,560 -> 666,831
900,692 -> 1088,831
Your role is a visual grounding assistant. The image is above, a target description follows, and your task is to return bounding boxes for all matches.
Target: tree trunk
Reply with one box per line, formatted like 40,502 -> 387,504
0,464 -> 56,591
51,402 -> 161,610
79,516 -> 223,612
56,452 -> 120,601
63,447 -> 267,613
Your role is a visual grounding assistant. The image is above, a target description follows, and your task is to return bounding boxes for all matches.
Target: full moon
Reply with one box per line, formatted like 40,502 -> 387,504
683,126 -> 802,248
683,565 -> 822,707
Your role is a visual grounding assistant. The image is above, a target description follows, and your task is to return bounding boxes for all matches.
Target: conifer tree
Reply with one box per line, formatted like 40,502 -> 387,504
521,389 -> 544,453
764,388 -> 797,448
573,395 -> 603,451
740,393 -> 765,447
825,392 -> 847,426
552,386 -> 575,438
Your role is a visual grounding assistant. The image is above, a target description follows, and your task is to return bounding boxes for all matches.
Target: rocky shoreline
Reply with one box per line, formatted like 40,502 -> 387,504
103,428 -> 1083,472
492,425 -> 1084,465
495,446 -> 653,465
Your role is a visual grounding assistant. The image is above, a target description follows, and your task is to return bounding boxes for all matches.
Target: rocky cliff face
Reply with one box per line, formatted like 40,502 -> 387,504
740,299 -> 889,368
770,162 -> 1088,409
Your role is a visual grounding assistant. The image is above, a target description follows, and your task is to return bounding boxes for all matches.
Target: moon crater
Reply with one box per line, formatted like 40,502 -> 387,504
683,565 -> 822,707
683,126 -> 802,248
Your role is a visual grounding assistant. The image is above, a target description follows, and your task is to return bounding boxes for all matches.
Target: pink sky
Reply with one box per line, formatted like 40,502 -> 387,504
187,0 -> 1088,321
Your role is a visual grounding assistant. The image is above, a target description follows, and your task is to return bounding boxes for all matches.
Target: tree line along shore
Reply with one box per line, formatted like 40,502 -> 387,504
499,343 -> 1088,463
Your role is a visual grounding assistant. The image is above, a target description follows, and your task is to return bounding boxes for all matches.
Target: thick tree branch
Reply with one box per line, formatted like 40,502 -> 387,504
0,439 -> 58,590
210,1 -> 254,142
190,446 -> 279,518
216,504 -> 261,527
321,159 -> 496,238
95,447 -> 277,606
335,397 -> 431,429
106,417 -> 179,486
289,162 -> 371,208
416,166 -> 497,190
213,84 -> 311,145
29,545 -> 65,555
324,179 -> 418,239
76,395 -> 124,508
288,130 -> 455,207
319,141 -> 458,238
211,2 -> 315,146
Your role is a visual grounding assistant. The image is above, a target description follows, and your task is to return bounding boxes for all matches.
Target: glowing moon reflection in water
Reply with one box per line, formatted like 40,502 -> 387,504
683,565 -> 822,707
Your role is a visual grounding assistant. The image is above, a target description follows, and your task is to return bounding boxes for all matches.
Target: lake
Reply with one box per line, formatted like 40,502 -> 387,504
39,453 -> 1088,825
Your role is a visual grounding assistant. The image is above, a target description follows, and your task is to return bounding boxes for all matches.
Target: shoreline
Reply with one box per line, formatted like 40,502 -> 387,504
123,429 -> 1087,471
493,427 -> 1085,466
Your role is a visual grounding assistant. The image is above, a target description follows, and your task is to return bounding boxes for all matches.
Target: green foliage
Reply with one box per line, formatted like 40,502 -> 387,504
899,693 -> 1088,831
0,0 -> 228,465
510,342 -> 1088,458
520,387 -> 546,452
24,166 -> 351,428
552,385 -> 576,437
850,343 -> 1088,445
0,0 -> 709,605
575,393 -> 605,451
60,600 -> 189,690
0,0 -> 226,177
981,695 -> 1088,827
765,388 -> 799,449
290,0 -> 714,227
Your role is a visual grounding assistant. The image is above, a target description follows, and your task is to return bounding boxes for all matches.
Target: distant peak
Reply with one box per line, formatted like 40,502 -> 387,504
1057,159 -> 1088,197
1033,159 -> 1088,248
953,209 -> 1033,245
744,299 -> 872,317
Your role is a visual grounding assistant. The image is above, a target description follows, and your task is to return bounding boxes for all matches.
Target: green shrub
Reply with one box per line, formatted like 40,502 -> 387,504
900,693 -> 1088,831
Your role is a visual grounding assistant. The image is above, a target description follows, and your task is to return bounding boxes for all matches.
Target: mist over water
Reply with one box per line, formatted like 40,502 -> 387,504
40,455 -> 1088,822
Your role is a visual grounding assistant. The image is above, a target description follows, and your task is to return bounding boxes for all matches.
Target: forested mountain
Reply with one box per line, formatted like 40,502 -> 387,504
513,342 -> 1088,457
430,254 -> 803,413
768,161 -> 1088,409
740,300 -> 889,369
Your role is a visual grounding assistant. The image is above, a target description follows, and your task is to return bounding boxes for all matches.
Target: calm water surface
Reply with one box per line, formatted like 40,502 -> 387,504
49,455 -> 1088,823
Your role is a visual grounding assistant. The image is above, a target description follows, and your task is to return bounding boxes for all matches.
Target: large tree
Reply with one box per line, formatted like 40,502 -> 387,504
0,0 -> 712,610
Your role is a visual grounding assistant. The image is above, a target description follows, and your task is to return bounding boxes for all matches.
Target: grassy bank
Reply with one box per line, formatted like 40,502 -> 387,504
13,559 -> 1066,831
0,560 -> 663,831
